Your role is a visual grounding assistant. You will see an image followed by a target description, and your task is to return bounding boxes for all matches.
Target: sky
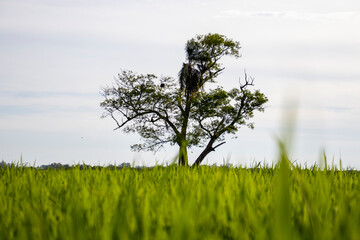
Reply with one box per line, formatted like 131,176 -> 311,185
1,0 -> 360,168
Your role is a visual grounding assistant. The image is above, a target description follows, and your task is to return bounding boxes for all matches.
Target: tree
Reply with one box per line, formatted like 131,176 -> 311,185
100,33 -> 268,166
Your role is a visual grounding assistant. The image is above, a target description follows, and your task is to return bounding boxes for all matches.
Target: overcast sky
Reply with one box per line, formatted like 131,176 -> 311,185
1,0 -> 359,168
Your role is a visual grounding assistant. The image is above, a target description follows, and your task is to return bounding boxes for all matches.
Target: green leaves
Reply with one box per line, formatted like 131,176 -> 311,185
100,71 -> 180,152
184,33 -> 241,87
191,85 -> 267,139
186,33 -> 241,62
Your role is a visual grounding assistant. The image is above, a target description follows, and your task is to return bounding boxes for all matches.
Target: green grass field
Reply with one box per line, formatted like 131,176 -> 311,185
1,159 -> 359,240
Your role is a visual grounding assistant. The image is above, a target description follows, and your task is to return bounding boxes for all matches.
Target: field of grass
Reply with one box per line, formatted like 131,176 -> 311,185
1,159 -> 359,240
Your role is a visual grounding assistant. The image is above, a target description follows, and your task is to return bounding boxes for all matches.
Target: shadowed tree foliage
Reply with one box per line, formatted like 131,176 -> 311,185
100,33 -> 268,166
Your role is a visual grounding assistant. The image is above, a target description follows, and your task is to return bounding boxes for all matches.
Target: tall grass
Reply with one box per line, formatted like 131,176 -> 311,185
1,161 -> 359,239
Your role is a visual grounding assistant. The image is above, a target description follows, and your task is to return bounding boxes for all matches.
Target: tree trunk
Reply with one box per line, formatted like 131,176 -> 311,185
178,140 -> 188,166
178,93 -> 191,166
192,139 -> 215,167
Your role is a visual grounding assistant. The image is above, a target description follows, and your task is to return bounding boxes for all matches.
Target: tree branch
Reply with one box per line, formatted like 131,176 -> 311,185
197,117 -> 213,137
240,70 -> 254,92
213,141 -> 226,151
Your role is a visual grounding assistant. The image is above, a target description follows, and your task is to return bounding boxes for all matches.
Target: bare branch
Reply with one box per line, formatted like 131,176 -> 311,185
213,141 -> 226,151
239,70 -> 255,92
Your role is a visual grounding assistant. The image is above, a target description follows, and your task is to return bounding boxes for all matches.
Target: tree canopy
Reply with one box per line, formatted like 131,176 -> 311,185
100,33 -> 268,166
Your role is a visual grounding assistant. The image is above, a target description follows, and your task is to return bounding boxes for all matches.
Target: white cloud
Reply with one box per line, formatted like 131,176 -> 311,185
216,10 -> 360,22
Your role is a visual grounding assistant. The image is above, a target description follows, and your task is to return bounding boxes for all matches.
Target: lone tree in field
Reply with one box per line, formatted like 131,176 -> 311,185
100,33 -> 268,166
